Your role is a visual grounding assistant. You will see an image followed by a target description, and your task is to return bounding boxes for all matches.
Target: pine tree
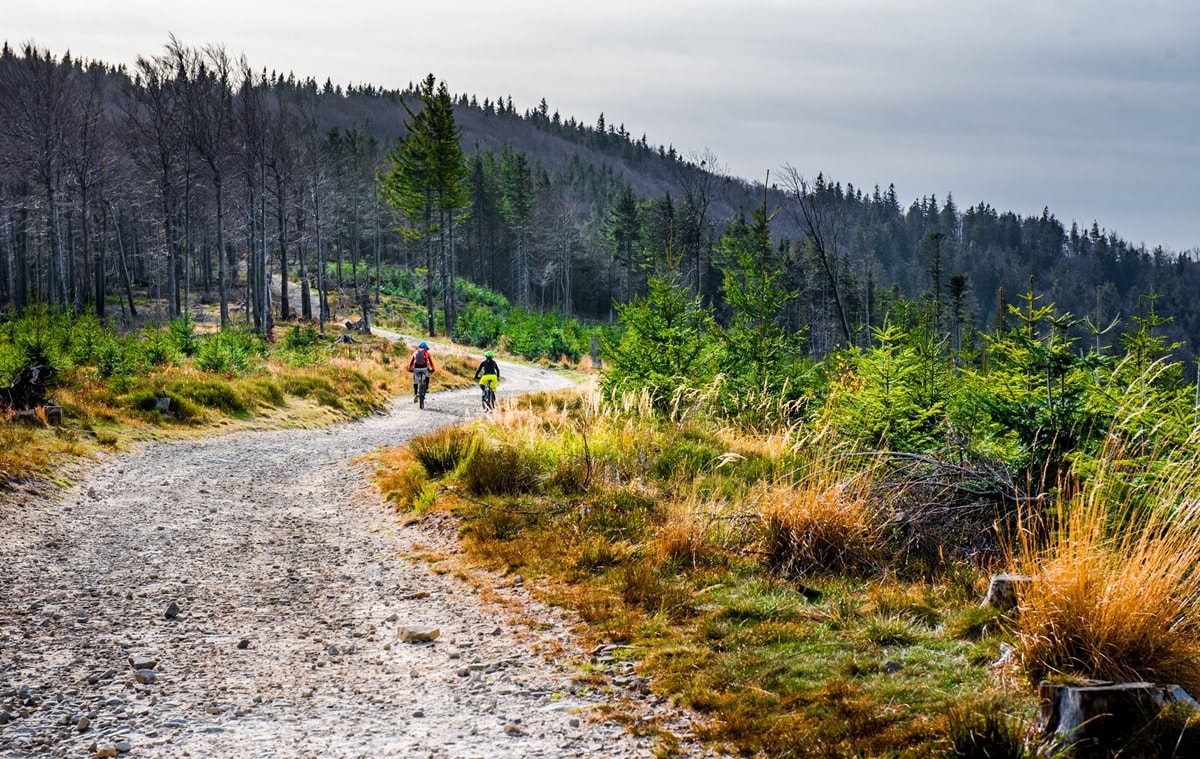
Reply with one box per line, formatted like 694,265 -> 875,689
715,200 -> 803,391
380,74 -> 467,335
601,271 -> 714,407
499,147 -> 534,308
605,184 -> 641,311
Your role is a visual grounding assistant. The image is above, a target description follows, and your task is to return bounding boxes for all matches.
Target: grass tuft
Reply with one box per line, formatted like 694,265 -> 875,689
408,427 -> 479,477
1013,447 -> 1200,693
758,468 -> 883,576
620,557 -> 694,618
371,447 -> 433,511
459,442 -> 544,496
945,697 -> 1038,759
863,613 -> 921,646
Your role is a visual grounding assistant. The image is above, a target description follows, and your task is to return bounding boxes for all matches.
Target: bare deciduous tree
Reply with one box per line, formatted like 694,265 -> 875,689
779,165 -> 854,347
0,44 -> 76,308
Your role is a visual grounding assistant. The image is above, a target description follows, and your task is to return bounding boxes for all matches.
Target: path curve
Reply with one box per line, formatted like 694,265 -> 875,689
0,351 -> 705,758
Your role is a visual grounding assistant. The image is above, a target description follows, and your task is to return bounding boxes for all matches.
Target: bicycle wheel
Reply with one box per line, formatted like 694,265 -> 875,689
418,377 -> 427,409
483,386 -> 496,412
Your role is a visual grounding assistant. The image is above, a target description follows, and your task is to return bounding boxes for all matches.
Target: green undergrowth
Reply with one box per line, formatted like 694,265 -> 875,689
0,308 -> 477,491
374,378 -> 1200,757
371,382 -> 1050,757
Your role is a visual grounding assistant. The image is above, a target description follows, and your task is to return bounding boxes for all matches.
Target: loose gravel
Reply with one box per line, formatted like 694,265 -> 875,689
0,357 -> 713,758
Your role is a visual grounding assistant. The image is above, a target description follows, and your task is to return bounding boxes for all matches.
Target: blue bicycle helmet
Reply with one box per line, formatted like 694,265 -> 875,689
418,341 -> 429,349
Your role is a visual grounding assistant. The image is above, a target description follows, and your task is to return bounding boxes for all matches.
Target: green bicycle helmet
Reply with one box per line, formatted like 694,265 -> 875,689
485,351 -> 494,358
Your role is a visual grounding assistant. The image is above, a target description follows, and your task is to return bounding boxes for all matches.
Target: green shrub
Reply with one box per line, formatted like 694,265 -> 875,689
66,311 -> 110,366
167,315 -> 201,357
454,302 -> 504,347
137,327 -> 179,368
457,277 -> 510,311
502,308 -> 593,363
600,273 -> 713,408
276,345 -> 323,368
96,336 -> 135,379
164,380 -> 248,416
282,323 -> 320,350
4,306 -> 70,370
194,329 -> 260,375
125,389 -> 167,413
121,388 -> 197,422
279,375 -> 331,396
0,340 -> 26,385
279,375 -> 342,408
244,379 -> 285,407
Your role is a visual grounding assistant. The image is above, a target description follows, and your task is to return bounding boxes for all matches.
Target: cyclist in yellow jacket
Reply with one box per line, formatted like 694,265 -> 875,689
474,351 -> 499,409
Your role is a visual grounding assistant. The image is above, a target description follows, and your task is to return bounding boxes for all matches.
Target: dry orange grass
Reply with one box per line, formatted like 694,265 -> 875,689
369,446 -> 433,510
1013,453 -> 1200,692
655,488 -> 739,568
756,452 -> 883,577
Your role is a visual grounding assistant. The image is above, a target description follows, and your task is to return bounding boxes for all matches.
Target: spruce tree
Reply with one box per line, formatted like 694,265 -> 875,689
380,74 -> 467,336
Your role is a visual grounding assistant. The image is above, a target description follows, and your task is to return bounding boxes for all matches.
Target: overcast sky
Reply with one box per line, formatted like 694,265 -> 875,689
7,1 -> 1198,252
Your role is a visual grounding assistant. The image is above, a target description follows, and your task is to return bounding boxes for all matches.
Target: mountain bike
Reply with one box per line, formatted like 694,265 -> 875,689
481,383 -> 496,412
414,368 -> 430,409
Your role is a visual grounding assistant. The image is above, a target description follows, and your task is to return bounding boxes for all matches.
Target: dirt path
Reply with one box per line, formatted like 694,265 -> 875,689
0,352 -> 707,758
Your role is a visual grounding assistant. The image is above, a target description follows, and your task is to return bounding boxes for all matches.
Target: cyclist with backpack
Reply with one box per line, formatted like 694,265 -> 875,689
474,351 -> 500,410
406,341 -> 436,403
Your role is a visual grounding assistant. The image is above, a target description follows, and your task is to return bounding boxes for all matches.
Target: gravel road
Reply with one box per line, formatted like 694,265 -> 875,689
0,351 -> 708,758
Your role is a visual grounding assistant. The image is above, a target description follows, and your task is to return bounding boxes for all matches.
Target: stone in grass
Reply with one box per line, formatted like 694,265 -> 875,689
398,626 -> 440,643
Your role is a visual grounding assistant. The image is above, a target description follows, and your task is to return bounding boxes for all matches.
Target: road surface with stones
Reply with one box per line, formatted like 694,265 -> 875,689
0,347 -> 709,758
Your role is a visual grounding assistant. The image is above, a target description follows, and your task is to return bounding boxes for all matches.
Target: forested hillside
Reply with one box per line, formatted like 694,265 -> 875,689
8,38 -> 1200,759
1,40 -> 1196,361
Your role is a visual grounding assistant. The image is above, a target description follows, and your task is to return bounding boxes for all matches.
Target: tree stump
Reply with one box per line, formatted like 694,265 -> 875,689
1039,680 -> 1200,754
981,573 -> 1034,611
